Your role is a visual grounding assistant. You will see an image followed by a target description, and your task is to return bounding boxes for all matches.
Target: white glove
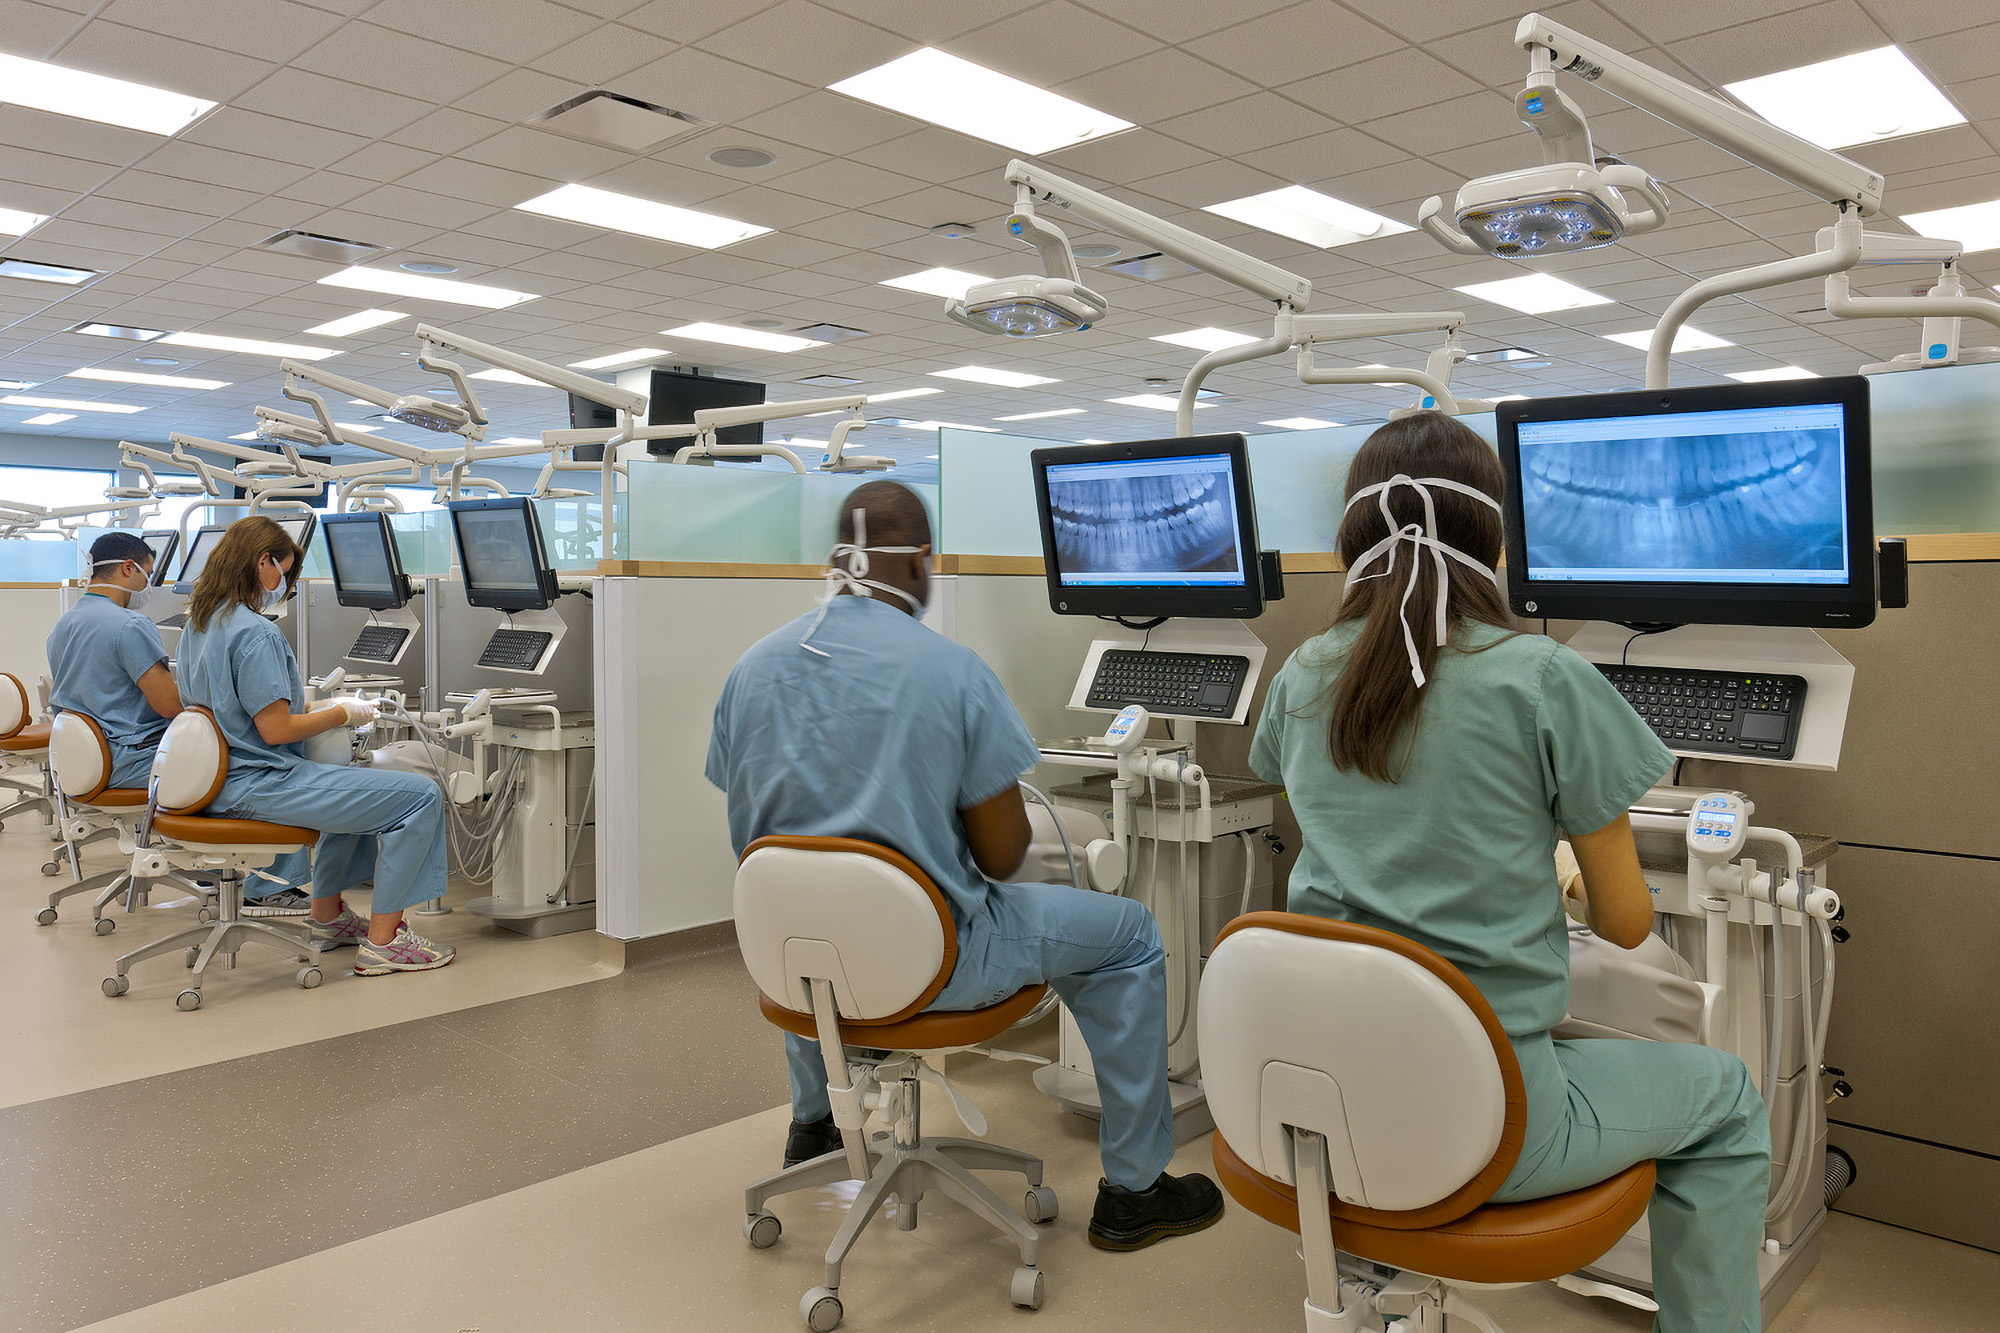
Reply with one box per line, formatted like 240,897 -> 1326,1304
332,697 -> 378,727
1554,839 -> 1588,923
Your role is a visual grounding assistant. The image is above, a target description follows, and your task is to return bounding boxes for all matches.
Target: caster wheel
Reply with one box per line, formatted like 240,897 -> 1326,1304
101,975 -> 129,997
184,947 -> 200,969
800,1287 -> 842,1332
196,907 -> 217,924
1011,1266 -> 1044,1310
744,1211 -> 781,1249
93,917 -> 116,936
40,860 -> 60,877
175,989 -> 202,1012
35,907 -> 57,926
1023,1185 -> 1057,1224
297,966 -> 322,989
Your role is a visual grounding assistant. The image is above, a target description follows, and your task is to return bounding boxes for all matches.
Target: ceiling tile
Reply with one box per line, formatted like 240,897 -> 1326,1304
0,105 -> 159,168
534,23 -> 678,84
455,69 -> 596,125
97,0 -> 343,63
948,1 -> 1162,86
1284,47 -> 1480,123
1057,48 -> 1260,125
739,89 -> 915,156
1069,0 -> 1294,43
51,19 -> 276,101
363,0 -> 601,63
696,0 -> 915,87
1156,93 -> 1344,159
812,0 -> 1048,44
179,107 -> 370,171
765,157 -> 927,210
0,145 -> 119,197
294,21 -> 512,103
2,0 -> 90,54
1191,2 -> 1401,87
237,67 -> 434,139
459,125 -> 636,182
1667,1 -> 1890,85
620,45 -> 814,124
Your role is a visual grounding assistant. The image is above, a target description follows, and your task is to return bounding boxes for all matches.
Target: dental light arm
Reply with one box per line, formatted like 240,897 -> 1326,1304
818,411 -> 892,473
1820,229 -> 2000,371
414,324 -> 645,418
1291,311 -> 1472,413
674,395 -> 870,473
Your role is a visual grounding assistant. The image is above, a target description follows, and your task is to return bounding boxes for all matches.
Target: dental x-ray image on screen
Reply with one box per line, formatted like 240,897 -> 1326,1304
1518,416 -> 1847,583
1046,458 -> 1243,583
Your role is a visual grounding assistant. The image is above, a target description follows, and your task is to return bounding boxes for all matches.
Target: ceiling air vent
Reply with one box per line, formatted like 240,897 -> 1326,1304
797,374 -> 862,387
793,323 -> 869,343
535,90 -> 700,154
253,230 -> 388,264
1104,252 -> 1198,282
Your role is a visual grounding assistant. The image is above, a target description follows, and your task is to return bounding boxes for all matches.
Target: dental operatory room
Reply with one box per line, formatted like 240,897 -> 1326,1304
7,1 -> 2000,1330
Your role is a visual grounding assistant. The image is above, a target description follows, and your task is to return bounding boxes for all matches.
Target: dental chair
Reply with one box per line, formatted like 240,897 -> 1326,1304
100,707 -> 322,1011
734,834 -> 1055,1332
1200,913 -> 1657,1333
0,671 -> 61,854
38,710 -> 217,932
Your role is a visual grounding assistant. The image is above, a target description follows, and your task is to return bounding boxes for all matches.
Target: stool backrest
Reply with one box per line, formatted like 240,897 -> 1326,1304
150,707 -> 230,816
50,711 -> 112,802
735,835 -> 957,1025
0,672 -> 27,738
1199,912 -> 1527,1228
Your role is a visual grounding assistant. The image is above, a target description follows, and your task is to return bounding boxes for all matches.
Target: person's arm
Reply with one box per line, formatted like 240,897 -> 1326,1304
135,663 -> 182,720
253,698 -> 347,747
960,784 -> 1031,881
1566,812 -> 1654,949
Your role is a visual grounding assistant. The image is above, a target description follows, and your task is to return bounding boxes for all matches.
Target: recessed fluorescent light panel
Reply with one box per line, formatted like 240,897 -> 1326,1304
1150,328 -> 1261,352
1110,394 -> 1208,412
1728,367 -> 1820,383
515,184 -> 769,249
866,387 -> 943,402
1603,326 -> 1733,353
0,51 -> 215,136
1262,417 -> 1342,430
996,408 -> 1085,421
902,420 -> 998,433
828,47 -> 1133,155
0,378 -> 34,390
1203,186 -> 1413,249
929,366 -> 1056,388
881,268 -> 986,299
663,322 -> 824,353
335,422 -> 380,432
0,206 -> 48,236
306,309 -> 406,338
229,432 -> 261,441
1905,198 -> 2000,254
159,331 -> 337,361
1455,274 -> 1611,314
73,322 -> 168,341
0,258 -> 95,285
66,367 -> 229,390
1724,46 -> 1965,150
570,348 -> 667,370
2,394 -> 143,414
23,412 -> 73,425
318,267 -> 536,310
470,369 -> 547,386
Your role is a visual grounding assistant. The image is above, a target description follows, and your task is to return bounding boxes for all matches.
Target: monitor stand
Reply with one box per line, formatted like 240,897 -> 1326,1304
344,607 -> 420,667
1565,623 -> 1855,771
1066,618 -> 1269,739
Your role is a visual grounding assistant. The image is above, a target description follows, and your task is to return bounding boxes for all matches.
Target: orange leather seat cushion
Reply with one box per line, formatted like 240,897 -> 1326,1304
0,723 -> 51,752
81,789 -> 148,807
759,983 -> 1048,1050
152,813 -> 319,847
1213,1131 -> 1656,1284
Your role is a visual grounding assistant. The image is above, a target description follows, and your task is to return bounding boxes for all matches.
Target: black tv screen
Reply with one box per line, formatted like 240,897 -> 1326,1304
649,368 -> 763,454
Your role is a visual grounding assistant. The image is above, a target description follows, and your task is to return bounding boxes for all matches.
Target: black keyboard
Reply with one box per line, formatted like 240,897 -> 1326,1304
1596,664 -> 1806,760
478,628 -> 553,672
1087,649 -> 1250,718
346,624 -> 411,664
157,612 -> 188,629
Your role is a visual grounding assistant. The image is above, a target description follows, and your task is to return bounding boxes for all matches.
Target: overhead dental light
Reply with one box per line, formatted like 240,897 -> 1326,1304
253,410 -> 328,447
1420,14 -> 1884,264
946,205 -> 1108,339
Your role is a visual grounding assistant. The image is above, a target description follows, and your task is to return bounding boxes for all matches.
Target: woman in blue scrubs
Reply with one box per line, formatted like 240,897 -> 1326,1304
1249,413 -> 1769,1333
176,516 -> 453,976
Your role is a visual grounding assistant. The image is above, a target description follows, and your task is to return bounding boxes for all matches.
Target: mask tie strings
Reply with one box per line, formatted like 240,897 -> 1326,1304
799,508 -> 925,657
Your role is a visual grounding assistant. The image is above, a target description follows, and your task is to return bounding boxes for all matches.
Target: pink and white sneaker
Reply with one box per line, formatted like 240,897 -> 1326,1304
307,907 -> 368,951
354,926 -> 456,975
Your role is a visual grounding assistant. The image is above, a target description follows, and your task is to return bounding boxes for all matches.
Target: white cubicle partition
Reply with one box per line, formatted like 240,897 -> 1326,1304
0,585 -> 69,697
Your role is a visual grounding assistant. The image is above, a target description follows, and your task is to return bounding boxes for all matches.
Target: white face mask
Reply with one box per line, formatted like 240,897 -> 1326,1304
259,579 -> 288,613
798,508 -> 927,657
125,585 -> 152,614
90,559 -> 150,612
1342,473 -> 1503,689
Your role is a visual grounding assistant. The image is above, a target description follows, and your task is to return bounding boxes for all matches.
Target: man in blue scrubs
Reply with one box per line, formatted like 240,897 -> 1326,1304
707,481 -> 1223,1251
47,533 -> 180,787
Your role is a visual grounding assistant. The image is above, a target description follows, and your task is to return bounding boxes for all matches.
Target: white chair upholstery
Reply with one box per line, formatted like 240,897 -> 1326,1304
735,834 -> 1054,1331
1200,913 -> 1656,1333
0,670 -> 60,840
101,708 -> 323,1011
38,710 -> 216,933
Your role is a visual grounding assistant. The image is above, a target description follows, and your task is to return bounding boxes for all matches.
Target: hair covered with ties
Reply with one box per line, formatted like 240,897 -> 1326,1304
1313,412 -> 1516,782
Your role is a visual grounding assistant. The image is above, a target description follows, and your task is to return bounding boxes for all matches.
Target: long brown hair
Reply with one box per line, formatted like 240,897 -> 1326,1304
187,515 -> 303,633
1309,412 -> 1515,781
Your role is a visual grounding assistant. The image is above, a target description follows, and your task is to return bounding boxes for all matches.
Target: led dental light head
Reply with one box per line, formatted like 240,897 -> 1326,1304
253,411 -> 327,447
387,394 -> 472,433
945,202 -> 1108,338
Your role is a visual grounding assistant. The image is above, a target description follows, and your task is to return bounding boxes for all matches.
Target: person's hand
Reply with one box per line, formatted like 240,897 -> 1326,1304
327,696 -> 378,727
1554,839 -> 1588,923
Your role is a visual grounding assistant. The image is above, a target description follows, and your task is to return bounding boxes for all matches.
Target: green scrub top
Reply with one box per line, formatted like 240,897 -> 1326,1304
1249,620 -> 1671,1038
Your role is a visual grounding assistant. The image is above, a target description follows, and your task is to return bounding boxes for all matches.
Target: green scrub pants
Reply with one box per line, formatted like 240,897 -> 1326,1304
1492,1032 -> 1771,1333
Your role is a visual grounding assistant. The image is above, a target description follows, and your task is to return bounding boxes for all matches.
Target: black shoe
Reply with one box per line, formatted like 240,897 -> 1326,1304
782,1114 -> 841,1168
1088,1171 -> 1225,1251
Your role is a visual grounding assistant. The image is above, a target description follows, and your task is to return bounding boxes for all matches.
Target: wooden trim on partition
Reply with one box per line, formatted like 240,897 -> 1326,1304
595,560 -> 825,579
1893,533 -> 2000,562
0,582 -> 64,589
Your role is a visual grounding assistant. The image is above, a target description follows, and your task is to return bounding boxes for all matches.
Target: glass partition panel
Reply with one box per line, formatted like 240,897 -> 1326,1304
0,538 -> 80,581
621,461 -> 939,566
390,509 -> 453,577
937,428 -> 1064,557
1868,359 -> 2000,533
535,496 -> 605,570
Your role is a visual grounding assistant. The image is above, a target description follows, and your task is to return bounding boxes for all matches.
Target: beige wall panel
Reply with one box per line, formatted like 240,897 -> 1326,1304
1828,1124 -> 2000,1253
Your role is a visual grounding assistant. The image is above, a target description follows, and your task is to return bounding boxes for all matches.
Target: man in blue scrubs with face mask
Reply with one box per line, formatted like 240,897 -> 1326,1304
707,481 -> 1223,1252
46,531 -> 181,786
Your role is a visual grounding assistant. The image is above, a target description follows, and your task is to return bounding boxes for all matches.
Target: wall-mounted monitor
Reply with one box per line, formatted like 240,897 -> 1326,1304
648,367 -> 763,454
139,530 -> 178,586
447,497 -> 559,613
1497,376 -> 1876,629
320,510 -> 412,611
172,525 -> 228,595
1030,434 -> 1265,621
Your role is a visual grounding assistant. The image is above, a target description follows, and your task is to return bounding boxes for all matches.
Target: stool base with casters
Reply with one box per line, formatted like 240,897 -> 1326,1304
102,858 -> 320,1010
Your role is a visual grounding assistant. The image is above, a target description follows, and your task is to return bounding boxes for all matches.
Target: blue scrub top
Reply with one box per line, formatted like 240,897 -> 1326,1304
706,595 -> 1041,928
47,591 -> 171,754
175,603 -> 306,775
1250,621 -> 1671,1038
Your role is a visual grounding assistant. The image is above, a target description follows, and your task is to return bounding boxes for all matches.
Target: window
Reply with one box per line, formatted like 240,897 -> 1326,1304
0,465 -> 115,511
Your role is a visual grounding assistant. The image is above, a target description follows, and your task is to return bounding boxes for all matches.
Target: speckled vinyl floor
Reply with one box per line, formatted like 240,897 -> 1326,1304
6,817 -> 1999,1332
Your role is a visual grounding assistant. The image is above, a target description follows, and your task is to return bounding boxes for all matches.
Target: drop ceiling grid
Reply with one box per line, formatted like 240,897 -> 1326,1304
0,0 -> 1993,448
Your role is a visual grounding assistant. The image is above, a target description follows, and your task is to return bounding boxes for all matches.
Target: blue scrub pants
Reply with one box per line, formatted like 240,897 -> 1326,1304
107,744 -> 155,790
785,880 -> 1174,1192
210,762 -> 447,915
1492,1033 -> 1771,1333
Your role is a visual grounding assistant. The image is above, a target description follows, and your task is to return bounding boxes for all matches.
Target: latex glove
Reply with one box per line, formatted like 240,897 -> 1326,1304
1554,839 -> 1588,924
330,696 -> 378,727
